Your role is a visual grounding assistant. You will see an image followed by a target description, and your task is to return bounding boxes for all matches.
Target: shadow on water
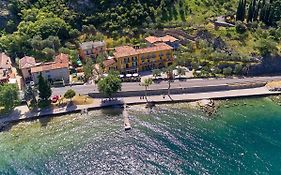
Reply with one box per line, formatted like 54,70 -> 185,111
100,107 -> 124,116
39,117 -> 52,127
0,109 -> 22,132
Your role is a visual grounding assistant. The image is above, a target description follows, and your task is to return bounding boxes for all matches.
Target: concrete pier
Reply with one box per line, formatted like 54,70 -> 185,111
123,105 -> 131,131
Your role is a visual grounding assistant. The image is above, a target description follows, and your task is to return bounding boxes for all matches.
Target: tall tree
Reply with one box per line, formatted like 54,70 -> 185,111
83,57 -> 94,82
163,66 -> 175,97
236,0 -> 244,21
236,0 -> 247,21
0,84 -> 19,112
142,78 -> 153,101
247,0 -> 254,22
97,71 -> 122,98
24,84 -> 37,106
38,73 -> 52,101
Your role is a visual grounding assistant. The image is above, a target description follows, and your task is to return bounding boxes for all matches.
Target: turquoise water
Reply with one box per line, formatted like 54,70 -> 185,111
1,98 -> 281,174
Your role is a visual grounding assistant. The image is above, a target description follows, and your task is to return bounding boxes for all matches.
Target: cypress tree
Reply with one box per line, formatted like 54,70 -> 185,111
38,73 -> 52,101
254,0 -> 262,21
247,0 -> 254,22
236,0 -> 243,21
252,0 -> 258,21
242,0 -> 247,21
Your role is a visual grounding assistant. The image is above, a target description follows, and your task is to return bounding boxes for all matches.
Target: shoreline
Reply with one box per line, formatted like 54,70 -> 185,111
1,86 -> 281,127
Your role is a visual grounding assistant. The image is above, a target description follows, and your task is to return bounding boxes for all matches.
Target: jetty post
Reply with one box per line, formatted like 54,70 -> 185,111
123,104 -> 131,131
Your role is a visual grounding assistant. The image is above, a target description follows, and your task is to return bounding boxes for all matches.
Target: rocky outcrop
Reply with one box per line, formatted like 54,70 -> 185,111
197,99 -> 217,117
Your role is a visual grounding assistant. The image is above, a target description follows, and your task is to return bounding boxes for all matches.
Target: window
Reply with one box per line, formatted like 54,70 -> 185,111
141,55 -> 145,63
132,62 -> 137,67
166,53 -> 171,60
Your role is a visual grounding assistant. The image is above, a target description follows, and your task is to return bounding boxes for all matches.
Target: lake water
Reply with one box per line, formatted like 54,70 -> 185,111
0,97 -> 281,174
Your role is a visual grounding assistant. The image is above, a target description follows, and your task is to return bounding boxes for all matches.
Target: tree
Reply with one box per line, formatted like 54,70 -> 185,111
83,57 -> 94,82
163,66 -> 175,97
234,64 -> 243,75
255,38 -> 278,56
236,0 -> 244,21
236,0 -> 247,21
177,67 -> 186,78
24,85 -> 37,106
64,89 -> 76,101
223,67 -> 233,76
247,0 -> 254,23
38,73 -> 52,101
142,78 -> 153,101
0,84 -> 19,112
97,71 -> 122,98
152,69 -> 161,79
236,21 -> 247,33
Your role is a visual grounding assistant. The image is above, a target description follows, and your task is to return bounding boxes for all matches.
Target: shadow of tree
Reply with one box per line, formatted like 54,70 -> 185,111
39,117 -> 52,127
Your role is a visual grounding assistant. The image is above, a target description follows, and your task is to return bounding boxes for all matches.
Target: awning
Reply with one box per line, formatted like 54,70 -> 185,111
133,73 -> 139,77
120,74 -> 124,78
126,74 -> 132,78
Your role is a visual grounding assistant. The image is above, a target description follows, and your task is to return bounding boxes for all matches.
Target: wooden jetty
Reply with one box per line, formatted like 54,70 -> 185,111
123,105 -> 131,131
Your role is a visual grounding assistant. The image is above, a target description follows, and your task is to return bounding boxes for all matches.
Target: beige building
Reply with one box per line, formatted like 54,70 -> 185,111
79,41 -> 106,61
19,56 -> 37,82
0,53 -> 13,84
103,43 -> 174,74
19,53 -> 70,85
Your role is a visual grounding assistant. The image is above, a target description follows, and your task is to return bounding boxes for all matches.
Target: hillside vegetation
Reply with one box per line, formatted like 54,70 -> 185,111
0,0 -> 280,76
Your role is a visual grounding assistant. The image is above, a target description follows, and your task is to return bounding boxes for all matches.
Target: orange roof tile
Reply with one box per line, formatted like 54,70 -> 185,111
113,43 -> 173,58
103,58 -> 116,67
19,56 -> 36,69
31,62 -> 68,73
145,35 -> 178,44
0,53 -> 11,69
55,53 -> 69,64
30,53 -> 70,73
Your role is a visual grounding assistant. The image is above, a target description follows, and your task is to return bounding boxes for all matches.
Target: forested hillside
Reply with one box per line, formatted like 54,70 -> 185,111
0,0 -> 280,77
0,0 -> 238,59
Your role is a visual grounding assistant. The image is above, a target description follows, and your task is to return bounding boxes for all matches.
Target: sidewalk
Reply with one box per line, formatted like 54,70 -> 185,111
1,87 -> 280,124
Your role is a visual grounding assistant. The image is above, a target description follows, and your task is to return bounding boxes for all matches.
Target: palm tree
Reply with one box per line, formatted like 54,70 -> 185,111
142,78 -> 153,101
163,66 -> 175,97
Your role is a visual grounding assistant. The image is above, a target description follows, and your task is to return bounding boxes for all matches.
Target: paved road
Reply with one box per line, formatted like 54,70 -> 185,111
3,86 -> 281,124
52,76 -> 281,96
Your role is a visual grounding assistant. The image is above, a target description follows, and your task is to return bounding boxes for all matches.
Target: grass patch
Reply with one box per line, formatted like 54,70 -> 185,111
72,95 -> 94,106
52,95 -> 95,107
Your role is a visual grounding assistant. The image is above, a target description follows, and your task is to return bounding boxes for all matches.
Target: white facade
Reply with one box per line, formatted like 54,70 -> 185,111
32,67 -> 69,84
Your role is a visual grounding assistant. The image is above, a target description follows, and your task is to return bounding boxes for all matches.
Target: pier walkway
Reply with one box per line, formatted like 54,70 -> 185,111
1,87 -> 281,124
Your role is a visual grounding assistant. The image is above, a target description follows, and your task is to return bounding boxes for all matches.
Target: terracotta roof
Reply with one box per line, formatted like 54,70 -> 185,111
136,43 -> 173,54
80,41 -> 106,50
113,43 -> 173,58
19,56 -> 36,69
103,58 -> 116,67
55,53 -> 69,64
145,35 -> 178,44
113,46 -> 137,58
31,53 -> 70,73
31,62 -> 68,73
0,53 -> 12,69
